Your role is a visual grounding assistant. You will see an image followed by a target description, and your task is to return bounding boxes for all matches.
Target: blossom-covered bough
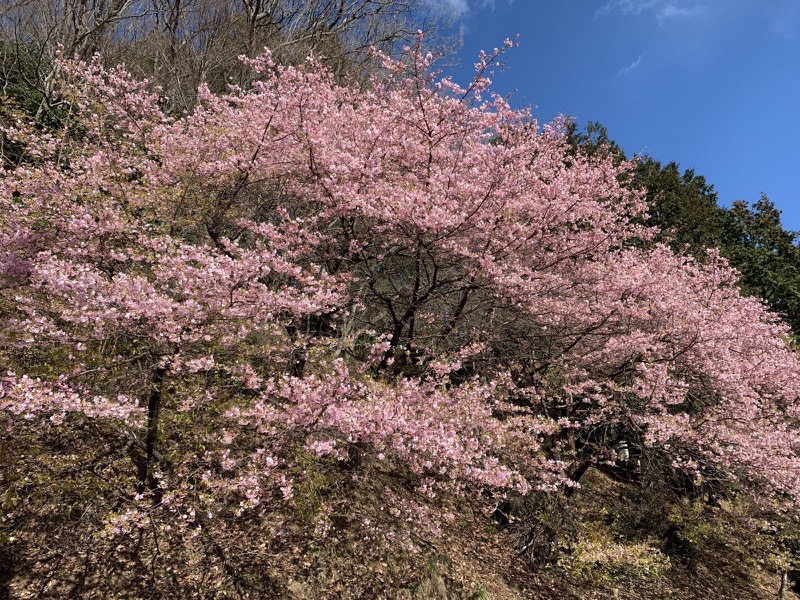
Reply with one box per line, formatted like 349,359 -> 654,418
2,38 -> 800,594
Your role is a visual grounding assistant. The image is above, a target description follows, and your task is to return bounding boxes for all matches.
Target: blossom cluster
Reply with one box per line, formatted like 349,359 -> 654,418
2,40 -> 800,557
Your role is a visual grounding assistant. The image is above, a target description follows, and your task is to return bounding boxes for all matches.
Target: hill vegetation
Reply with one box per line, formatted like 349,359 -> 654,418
3,5 -> 800,598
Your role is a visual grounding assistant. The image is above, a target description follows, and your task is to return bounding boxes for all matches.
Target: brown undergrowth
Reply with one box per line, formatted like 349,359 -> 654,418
4,454 -> 798,599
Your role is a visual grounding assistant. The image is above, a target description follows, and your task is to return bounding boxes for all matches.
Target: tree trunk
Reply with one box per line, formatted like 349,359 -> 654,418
137,365 -> 166,501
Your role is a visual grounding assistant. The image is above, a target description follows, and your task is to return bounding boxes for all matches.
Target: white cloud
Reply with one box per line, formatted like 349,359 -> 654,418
656,3 -> 708,23
432,0 -> 470,16
596,0 -> 708,23
618,54 -> 644,74
595,0 -> 660,19
429,0 -> 510,18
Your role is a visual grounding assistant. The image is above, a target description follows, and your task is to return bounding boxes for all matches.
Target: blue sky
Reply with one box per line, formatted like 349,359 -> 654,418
435,0 -> 800,230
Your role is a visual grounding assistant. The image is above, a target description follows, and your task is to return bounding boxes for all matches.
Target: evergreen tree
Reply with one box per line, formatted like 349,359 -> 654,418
569,122 -> 800,336
723,195 -> 800,335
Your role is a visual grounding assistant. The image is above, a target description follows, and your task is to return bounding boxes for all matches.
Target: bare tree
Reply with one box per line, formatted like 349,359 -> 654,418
1,0 -> 459,118
1,0 -> 145,119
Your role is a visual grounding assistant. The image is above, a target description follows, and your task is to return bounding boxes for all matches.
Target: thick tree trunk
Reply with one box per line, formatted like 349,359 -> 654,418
137,365 -> 166,501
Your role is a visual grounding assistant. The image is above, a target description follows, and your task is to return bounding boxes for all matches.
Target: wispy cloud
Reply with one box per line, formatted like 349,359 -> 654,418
595,0 -> 660,19
618,54 -> 644,74
430,0 -> 513,18
596,0 -> 708,23
656,3 -> 708,23
432,0 -> 470,16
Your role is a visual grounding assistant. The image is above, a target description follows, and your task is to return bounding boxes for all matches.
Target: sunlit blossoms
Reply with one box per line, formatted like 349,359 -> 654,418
2,38 -> 800,594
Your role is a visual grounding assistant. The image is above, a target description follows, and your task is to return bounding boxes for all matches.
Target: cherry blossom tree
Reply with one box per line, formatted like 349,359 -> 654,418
2,39 -> 800,594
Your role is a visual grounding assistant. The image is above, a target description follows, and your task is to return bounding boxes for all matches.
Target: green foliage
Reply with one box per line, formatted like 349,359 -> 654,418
634,158 -> 728,255
558,520 -> 670,587
0,93 -> 35,168
721,195 -> 800,335
566,120 -> 625,162
606,490 -> 668,544
568,124 -> 730,258
662,502 -> 720,563
769,522 -> 800,573
0,42 -> 45,119
291,449 -> 339,521
413,557 -> 451,600
570,121 -> 800,337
